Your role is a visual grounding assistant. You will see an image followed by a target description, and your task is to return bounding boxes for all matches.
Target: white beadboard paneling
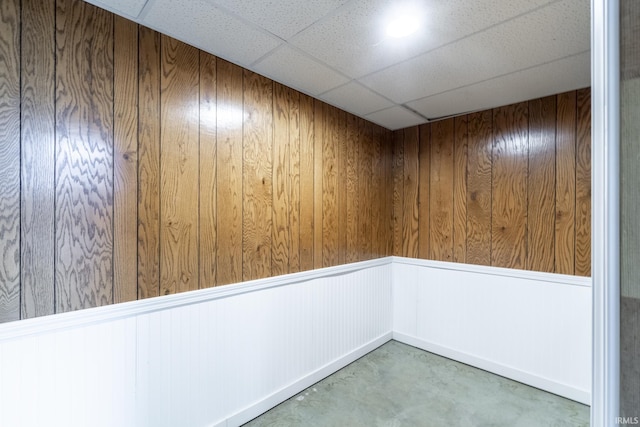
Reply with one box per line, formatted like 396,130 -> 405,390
0,257 -> 591,426
391,256 -> 592,405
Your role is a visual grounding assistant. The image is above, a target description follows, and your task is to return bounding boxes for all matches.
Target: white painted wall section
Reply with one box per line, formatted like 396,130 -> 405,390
392,257 -> 592,405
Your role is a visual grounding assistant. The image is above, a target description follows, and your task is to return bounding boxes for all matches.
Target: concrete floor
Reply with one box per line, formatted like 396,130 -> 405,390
243,341 -> 590,426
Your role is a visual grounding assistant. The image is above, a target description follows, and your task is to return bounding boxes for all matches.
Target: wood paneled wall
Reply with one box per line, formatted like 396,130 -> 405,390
391,89 -> 592,277
0,0 -> 393,323
0,0 -> 591,323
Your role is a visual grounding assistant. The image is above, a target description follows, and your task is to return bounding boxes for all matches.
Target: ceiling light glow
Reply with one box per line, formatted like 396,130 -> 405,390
386,14 -> 420,38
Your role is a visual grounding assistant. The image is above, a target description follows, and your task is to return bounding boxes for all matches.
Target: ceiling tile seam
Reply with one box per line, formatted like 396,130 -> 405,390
285,0 -> 360,43
132,0 -> 152,19
200,0 -> 288,43
250,41 -> 354,85
136,0 -> 159,22
400,105 -> 431,121
285,0 -> 360,42
402,49 -> 591,106
316,79 -> 397,107
352,0 -> 569,82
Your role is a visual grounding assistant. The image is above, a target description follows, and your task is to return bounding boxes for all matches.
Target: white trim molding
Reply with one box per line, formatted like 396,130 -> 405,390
591,0 -> 621,424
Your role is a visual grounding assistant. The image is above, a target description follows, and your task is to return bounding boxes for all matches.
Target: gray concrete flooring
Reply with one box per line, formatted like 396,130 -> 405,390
243,340 -> 590,426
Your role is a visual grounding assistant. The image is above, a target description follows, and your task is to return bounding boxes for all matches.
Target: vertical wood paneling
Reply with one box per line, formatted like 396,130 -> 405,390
403,127 -> 419,258
0,0 -> 21,322
346,115 -> 359,263
336,109 -> 347,265
527,96 -> 556,273
575,88 -> 591,277
199,52 -> 217,288
418,124 -> 431,259
322,106 -> 339,267
371,126 -> 383,258
453,116 -> 468,263
466,111 -> 493,266
0,0 -> 593,322
313,99 -> 324,270
392,131 -> 404,256
288,87 -> 301,273
430,119 -> 455,262
272,83 -> 290,276
113,16 -> 138,303
137,27 -> 161,299
243,71 -> 273,281
216,59 -> 243,285
20,0 -> 55,318
159,36 -> 199,295
360,120 -> 373,260
382,128 -> 394,256
555,91 -> 577,275
55,0 -> 114,311
491,102 -> 528,269
299,94 -> 314,271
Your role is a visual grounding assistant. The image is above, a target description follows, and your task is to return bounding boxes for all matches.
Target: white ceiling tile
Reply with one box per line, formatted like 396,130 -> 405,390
406,51 -> 591,119
365,106 -> 426,130
360,0 -> 590,104
291,0 -> 557,78
142,0 -> 281,67
210,0 -> 349,40
84,0 -> 148,18
319,82 -> 394,116
252,46 -> 349,96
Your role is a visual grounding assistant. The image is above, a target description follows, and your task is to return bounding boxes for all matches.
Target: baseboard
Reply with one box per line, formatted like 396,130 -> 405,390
393,332 -> 590,406
212,332 -> 393,427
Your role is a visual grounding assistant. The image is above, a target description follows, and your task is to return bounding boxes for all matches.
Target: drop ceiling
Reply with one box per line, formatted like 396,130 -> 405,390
85,0 -> 591,130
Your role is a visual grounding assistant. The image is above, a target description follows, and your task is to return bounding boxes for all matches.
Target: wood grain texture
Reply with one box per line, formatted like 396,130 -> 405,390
313,99 -> 324,269
429,119 -> 454,262
418,124 -> 431,259
322,105 -> 339,267
371,125 -> 383,257
453,116 -> 468,263
113,16 -> 138,303
555,91 -> 577,275
199,52 -> 217,288
299,94 -> 314,271
216,59 -> 243,285
159,35 -> 199,295
55,0 -> 114,312
403,127 -> 420,258
575,88 -> 591,277
336,108 -> 347,265
527,96 -> 556,273
345,114 -> 360,263
491,102 -> 528,269
466,111 -> 493,266
272,82 -> 290,276
20,0 -> 55,318
0,0 -> 21,322
392,130 -> 404,256
382,128 -> 394,256
243,70 -> 273,281
360,120 -> 373,260
137,27 -> 161,299
288,87 -> 301,273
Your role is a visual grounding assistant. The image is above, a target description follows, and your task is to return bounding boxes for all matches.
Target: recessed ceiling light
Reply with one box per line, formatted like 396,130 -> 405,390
386,14 -> 420,38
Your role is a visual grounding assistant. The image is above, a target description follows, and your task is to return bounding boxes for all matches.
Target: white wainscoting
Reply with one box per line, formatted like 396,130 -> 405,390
0,257 -> 592,427
391,256 -> 592,405
0,259 -> 393,427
